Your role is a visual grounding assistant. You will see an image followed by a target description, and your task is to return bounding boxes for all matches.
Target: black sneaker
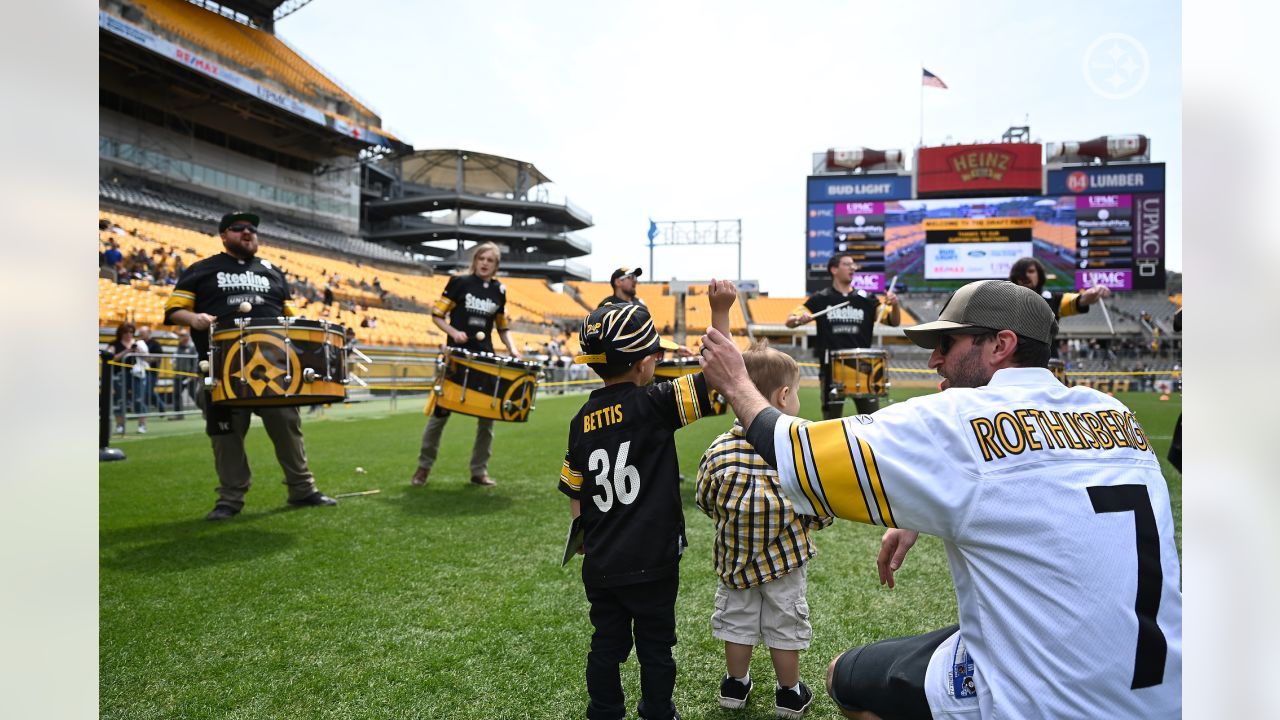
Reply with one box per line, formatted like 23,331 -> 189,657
774,681 -> 813,719
719,674 -> 752,709
287,492 -> 337,508
205,504 -> 239,521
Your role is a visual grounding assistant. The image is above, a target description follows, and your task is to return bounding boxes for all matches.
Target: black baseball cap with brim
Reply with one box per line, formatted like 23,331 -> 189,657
574,302 -> 678,368
219,211 -> 260,232
903,280 -> 1058,349
610,267 -> 642,283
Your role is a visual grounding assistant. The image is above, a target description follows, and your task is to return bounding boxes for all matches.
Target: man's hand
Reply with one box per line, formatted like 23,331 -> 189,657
884,290 -> 900,308
707,278 -> 738,313
186,313 -> 216,331
452,329 -> 469,344
699,327 -> 772,429
876,528 -> 920,588
1080,285 -> 1112,306
786,311 -> 813,328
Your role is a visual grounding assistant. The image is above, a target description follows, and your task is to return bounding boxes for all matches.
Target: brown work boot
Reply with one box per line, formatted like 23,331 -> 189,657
469,474 -> 496,487
411,468 -> 429,486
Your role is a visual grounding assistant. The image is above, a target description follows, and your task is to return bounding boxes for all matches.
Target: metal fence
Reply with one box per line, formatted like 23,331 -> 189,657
102,350 -> 202,433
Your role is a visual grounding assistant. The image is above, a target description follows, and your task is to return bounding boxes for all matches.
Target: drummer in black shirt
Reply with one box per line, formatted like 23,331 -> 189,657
786,253 -> 900,419
164,211 -> 336,521
411,242 -> 516,488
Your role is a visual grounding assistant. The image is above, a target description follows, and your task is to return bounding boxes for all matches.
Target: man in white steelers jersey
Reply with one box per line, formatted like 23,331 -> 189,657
698,280 -> 1181,719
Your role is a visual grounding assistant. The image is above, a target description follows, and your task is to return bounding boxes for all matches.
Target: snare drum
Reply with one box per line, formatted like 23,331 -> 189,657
1048,358 -> 1069,386
426,347 -> 541,422
208,317 -> 348,407
653,357 -> 727,416
829,349 -> 889,399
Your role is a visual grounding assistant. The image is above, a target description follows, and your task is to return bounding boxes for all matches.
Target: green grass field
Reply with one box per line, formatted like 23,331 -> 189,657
100,388 -> 1182,719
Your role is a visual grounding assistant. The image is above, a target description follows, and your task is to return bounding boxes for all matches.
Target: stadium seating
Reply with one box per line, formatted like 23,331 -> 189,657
100,211 -> 579,352
131,0 -> 377,122
101,174 -> 411,264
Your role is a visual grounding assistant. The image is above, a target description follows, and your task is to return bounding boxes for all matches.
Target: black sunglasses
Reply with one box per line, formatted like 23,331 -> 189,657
937,328 -> 995,354
227,224 -> 258,233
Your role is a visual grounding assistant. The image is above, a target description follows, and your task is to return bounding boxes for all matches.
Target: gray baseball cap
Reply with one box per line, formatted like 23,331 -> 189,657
904,280 -> 1058,349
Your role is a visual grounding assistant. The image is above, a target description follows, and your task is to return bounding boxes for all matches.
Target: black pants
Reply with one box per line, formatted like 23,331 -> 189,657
583,573 -> 680,720
820,362 -> 880,420
828,624 -> 959,720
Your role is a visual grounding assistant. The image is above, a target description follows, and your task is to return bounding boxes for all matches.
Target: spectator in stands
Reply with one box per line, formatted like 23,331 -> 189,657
411,242 -> 516,489
598,267 -> 646,307
103,239 -> 123,274
1008,258 -> 1110,358
785,253 -> 900,419
164,211 -> 337,521
323,284 -> 335,306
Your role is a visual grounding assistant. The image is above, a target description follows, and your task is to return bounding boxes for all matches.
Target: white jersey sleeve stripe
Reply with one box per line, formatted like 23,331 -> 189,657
844,420 -> 885,520
858,437 -> 897,528
774,418 -> 817,517
848,431 -> 883,526
788,421 -> 827,517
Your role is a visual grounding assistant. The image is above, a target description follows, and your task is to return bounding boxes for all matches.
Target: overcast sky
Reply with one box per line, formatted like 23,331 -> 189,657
279,0 -> 1180,297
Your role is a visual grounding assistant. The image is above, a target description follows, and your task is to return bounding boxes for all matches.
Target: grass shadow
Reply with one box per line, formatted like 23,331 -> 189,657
396,482 -> 515,518
100,525 -> 298,573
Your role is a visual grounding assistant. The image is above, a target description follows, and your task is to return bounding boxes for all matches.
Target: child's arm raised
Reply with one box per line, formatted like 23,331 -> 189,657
706,278 -> 737,338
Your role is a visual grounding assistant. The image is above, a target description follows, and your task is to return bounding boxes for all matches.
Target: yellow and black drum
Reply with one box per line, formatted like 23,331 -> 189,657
829,349 -> 889,399
208,317 -> 348,407
426,348 -> 541,422
653,357 -> 727,416
1048,358 -> 1069,386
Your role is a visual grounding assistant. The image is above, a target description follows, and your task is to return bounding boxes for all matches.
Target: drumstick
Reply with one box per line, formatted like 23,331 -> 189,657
877,275 -> 899,322
334,489 -> 381,499
1097,294 -> 1116,335
805,300 -> 851,322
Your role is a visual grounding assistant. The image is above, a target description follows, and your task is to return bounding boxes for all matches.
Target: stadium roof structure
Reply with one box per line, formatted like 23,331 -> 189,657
362,149 -> 593,281
396,149 -> 553,197
177,0 -> 314,32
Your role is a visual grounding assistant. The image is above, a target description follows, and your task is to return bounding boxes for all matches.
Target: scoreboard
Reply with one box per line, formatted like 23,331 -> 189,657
804,162 -> 1165,293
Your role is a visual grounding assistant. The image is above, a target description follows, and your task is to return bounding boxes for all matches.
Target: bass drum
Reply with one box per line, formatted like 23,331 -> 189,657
829,349 -> 889,399
209,317 -> 347,407
426,347 -> 542,422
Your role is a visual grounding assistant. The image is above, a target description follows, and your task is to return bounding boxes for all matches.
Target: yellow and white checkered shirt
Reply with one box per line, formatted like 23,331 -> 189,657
695,423 -> 831,589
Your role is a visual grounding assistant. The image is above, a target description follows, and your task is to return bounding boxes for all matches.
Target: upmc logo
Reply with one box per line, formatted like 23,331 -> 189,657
1067,171 -> 1089,193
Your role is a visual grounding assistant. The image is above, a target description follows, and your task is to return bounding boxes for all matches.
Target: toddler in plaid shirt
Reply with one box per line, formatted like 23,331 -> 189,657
695,341 -> 832,718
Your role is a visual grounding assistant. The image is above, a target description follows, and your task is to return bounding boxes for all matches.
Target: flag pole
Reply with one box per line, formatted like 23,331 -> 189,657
919,63 -> 924,147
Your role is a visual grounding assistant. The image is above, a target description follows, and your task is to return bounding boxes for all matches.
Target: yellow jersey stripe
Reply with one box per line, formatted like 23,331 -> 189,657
432,297 -> 455,318
559,460 -> 583,491
1058,292 -> 1081,318
164,290 -> 195,312
790,421 -> 826,516
495,313 -> 509,331
809,420 -> 871,523
675,375 -> 702,427
858,437 -> 897,528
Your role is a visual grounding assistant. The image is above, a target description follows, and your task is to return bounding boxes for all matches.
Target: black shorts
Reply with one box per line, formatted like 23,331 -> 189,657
828,624 -> 959,719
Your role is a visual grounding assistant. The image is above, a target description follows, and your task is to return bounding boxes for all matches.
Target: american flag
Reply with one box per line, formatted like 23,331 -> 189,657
922,68 -> 948,89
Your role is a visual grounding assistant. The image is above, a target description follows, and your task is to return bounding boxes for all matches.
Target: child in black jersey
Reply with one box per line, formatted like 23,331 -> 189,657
558,280 -> 737,720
